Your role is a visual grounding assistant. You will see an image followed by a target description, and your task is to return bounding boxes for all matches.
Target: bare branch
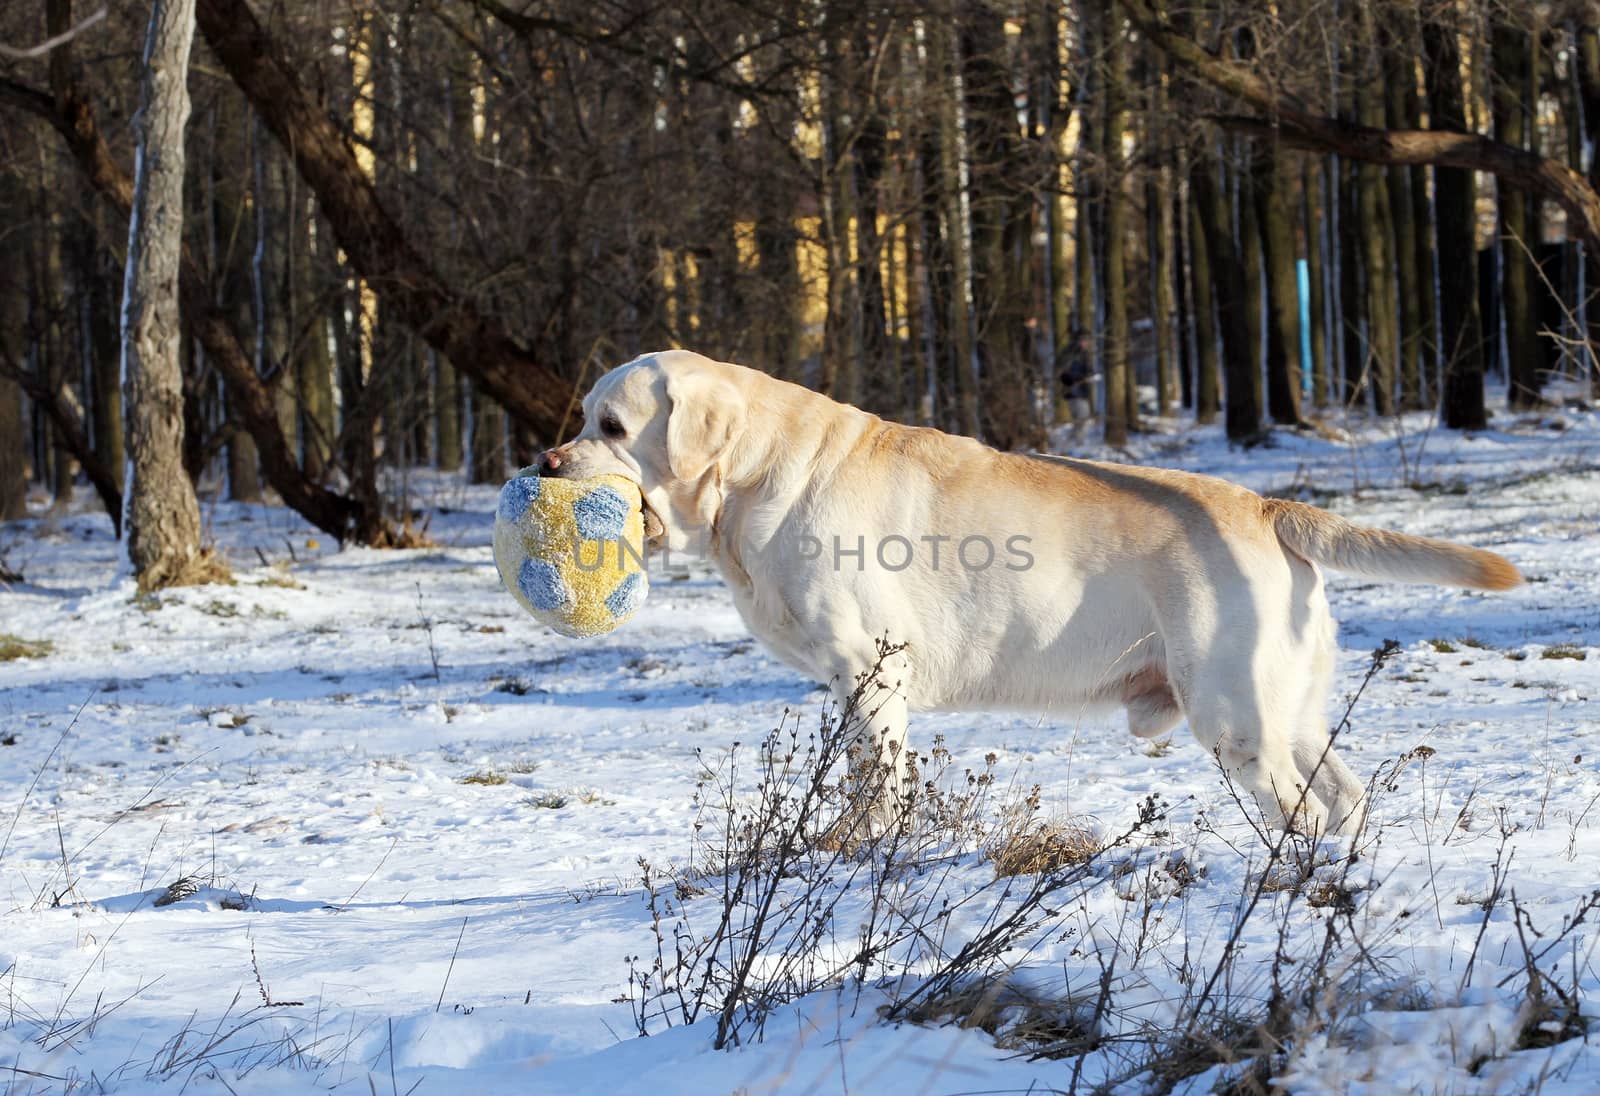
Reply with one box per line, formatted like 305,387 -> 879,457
0,6 -> 106,61
1117,0 -> 1600,253
195,0 -> 574,439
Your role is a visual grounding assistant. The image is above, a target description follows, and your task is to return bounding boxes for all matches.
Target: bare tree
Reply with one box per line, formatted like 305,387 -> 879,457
120,0 -> 209,591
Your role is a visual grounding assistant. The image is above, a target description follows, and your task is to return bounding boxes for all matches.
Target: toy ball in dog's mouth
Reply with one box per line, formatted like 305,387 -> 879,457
492,471 -> 649,638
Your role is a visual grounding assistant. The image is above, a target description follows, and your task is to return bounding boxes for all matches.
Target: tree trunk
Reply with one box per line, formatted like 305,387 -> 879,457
81,210 -> 123,490
1101,10 -> 1130,447
1492,20 -> 1542,409
1355,21 -> 1398,416
1403,57 -> 1438,408
1302,158 -> 1330,408
0,208 -> 25,518
295,197 -> 336,480
212,99 -> 260,502
470,381 -> 506,484
964,13 -> 1037,449
1192,153 -> 1258,440
1577,26 -> 1600,399
1239,152 -> 1265,416
0,374 -> 26,520
1186,175 -> 1220,424
1338,156 -> 1367,405
122,0 -> 207,591
1384,48 -> 1425,410
1148,169 -> 1176,416
1254,143 -> 1304,425
932,19 -> 978,438
1425,19 -> 1487,429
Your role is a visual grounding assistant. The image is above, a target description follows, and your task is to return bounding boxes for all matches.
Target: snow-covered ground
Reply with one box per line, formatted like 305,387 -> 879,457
2,399 -> 1598,1094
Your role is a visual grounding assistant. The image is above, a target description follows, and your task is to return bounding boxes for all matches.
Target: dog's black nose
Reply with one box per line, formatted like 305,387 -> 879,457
537,448 -> 564,476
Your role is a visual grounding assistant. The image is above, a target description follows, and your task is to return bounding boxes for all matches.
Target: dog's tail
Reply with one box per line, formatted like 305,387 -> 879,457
1264,498 -> 1522,590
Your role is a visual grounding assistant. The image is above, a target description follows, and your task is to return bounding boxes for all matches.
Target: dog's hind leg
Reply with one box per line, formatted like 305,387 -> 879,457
1291,728 -> 1367,836
1179,667 -> 1328,834
1280,590 -> 1369,836
1288,634 -> 1368,835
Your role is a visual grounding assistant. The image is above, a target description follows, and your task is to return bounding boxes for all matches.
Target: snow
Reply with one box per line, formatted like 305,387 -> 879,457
2,397 -> 1599,1094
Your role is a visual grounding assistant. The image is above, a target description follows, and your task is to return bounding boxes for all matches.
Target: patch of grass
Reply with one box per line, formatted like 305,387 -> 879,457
493,677 -> 532,695
899,977 -> 1098,1057
1460,636 -> 1491,650
460,771 -> 509,786
988,818 -> 1102,878
1542,644 -> 1587,661
198,598 -> 241,618
1427,638 -> 1458,654
152,875 -> 202,907
0,634 -> 53,661
527,786 -> 610,809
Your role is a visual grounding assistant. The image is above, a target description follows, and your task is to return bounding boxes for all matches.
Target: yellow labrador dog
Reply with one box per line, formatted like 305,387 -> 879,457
539,349 -> 1520,834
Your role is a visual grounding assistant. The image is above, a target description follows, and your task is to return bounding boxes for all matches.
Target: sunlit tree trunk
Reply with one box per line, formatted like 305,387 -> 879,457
121,0 -> 206,591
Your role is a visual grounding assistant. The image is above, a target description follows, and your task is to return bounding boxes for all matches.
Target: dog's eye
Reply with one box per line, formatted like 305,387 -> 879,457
600,414 -> 626,440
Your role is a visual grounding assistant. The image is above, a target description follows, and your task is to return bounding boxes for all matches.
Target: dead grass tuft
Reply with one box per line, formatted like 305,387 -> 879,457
137,547 -> 234,594
0,634 -> 53,661
370,512 -> 437,549
152,875 -> 202,907
460,770 -> 509,786
988,816 -> 1102,878
1541,644 -> 1587,661
899,976 -> 1098,1057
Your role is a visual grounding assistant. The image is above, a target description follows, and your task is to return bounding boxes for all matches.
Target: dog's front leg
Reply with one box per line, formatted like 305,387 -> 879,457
831,649 -> 914,837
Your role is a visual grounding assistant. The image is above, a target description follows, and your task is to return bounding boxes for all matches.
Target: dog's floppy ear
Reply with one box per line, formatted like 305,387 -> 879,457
664,367 -> 744,482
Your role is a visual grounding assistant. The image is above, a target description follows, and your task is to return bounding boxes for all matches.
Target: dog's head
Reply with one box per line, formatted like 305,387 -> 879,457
538,350 -> 747,551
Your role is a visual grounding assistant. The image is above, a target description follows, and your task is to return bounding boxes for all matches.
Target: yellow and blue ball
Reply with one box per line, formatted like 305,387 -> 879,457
492,471 -> 649,638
